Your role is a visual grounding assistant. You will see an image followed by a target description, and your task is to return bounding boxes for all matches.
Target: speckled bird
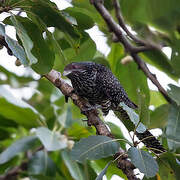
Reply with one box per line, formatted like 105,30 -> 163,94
63,61 -> 166,154
63,61 -> 137,115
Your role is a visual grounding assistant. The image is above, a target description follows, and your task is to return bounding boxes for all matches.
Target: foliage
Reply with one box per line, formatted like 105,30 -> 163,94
0,0 -> 180,180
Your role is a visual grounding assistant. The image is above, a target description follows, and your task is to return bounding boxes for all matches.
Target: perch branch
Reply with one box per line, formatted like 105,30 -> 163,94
44,70 -> 113,138
44,69 -> 139,180
0,35 -> 13,56
90,0 -> 172,103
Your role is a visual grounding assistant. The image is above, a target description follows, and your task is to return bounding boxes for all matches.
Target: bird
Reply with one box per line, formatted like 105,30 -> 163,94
63,61 -> 137,116
63,61 -> 165,154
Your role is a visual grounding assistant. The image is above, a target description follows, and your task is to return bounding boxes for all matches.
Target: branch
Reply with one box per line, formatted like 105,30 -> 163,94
44,70 -> 113,137
91,0 -> 172,103
112,0 -> 161,51
44,69 -> 139,180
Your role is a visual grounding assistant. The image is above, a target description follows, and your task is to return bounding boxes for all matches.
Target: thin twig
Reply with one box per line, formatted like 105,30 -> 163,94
112,0 -> 161,51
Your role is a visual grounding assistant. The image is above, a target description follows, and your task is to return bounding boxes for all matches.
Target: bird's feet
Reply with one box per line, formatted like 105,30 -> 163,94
81,104 -> 101,114
64,89 -> 75,103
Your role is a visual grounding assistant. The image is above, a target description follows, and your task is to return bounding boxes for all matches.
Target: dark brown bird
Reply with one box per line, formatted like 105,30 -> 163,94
63,61 -> 165,154
63,61 -> 137,115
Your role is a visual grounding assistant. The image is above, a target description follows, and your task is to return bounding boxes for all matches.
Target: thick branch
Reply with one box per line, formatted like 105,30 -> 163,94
91,0 -> 172,103
44,70 -> 113,138
44,69 -> 139,180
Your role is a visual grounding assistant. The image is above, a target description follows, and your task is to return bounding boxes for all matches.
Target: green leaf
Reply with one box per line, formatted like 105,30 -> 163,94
0,23 -> 5,35
30,0 -> 79,40
64,7 -> 94,30
95,161 -> 112,180
67,123 -> 93,140
158,152 -> 180,179
120,103 -> 146,133
0,114 -> 17,128
0,23 -> 28,66
137,89 -> 150,126
36,127 -> 67,151
70,38 -> 96,61
28,150 -> 56,177
0,136 -> 37,164
90,158 -> 127,180
72,0 -> 103,25
120,0 -> 180,33
0,65 -> 34,86
70,135 -> 119,163
150,90 -> 167,108
10,15 -> 37,65
57,105 -> 74,128
150,104 -> 169,129
13,16 -> 55,74
61,150 -> 84,180
108,43 -> 124,73
128,147 -> 159,178
141,50 -> 178,80
0,86 -> 39,128
106,122 -> 126,149
166,103 -> 180,150
168,84 -> 180,106
108,47 -> 150,114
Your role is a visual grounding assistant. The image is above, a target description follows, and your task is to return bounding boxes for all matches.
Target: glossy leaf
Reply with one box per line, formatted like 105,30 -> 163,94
166,104 -> 180,150
106,122 -> 127,149
64,7 -> 94,30
10,15 -> 37,65
69,38 -> 96,61
150,90 -> 167,107
0,86 -> 39,128
128,147 -> 159,178
90,158 -> 127,180
0,136 -> 38,164
30,0 -> 79,40
13,16 -> 55,74
0,23 -> 28,66
61,150 -> 84,180
28,150 -> 56,177
157,152 -> 180,179
168,84 -> 180,106
36,127 -> 67,151
141,50 -> 178,80
120,103 -> 146,133
95,161 -> 112,180
150,104 -> 169,129
71,136 -> 119,163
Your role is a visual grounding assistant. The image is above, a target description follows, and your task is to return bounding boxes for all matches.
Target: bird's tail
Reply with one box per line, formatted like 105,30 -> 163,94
135,130 -> 166,154
124,97 -> 138,109
115,106 -> 165,154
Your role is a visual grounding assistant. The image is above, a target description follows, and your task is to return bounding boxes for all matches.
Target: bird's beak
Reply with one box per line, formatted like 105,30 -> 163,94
63,70 -> 71,76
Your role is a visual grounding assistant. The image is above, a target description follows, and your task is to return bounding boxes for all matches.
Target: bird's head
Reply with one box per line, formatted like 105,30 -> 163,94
63,62 -> 96,77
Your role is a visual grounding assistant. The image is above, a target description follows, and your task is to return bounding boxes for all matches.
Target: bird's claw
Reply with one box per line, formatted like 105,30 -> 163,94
81,104 -> 101,114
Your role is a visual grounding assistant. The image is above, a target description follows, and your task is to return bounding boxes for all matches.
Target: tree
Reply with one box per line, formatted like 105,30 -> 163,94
0,0 -> 179,179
